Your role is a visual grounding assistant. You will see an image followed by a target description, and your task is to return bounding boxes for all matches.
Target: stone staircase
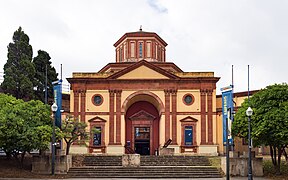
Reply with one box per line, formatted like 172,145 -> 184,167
68,155 -> 223,178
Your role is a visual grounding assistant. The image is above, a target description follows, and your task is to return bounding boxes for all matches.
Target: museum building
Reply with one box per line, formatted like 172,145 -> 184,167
67,29 -> 222,155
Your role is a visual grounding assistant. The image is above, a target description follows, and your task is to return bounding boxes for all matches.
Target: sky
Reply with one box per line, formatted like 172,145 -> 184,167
0,0 -> 287,94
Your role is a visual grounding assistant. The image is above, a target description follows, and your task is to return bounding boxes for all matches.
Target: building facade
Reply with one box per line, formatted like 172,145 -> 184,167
67,30 -> 221,155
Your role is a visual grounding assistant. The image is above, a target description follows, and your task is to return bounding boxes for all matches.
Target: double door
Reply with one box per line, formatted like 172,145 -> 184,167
134,127 -> 150,155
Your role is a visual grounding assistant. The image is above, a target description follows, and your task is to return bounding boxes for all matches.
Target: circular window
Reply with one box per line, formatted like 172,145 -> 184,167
183,94 -> 194,106
92,94 -> 103,106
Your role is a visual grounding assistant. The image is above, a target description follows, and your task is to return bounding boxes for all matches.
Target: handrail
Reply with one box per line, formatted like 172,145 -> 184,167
124,144 -> 135,154
163,139 -> 172,148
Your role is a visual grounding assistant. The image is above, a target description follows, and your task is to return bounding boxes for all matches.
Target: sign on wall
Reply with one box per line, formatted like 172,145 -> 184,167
221,85 -> 234,146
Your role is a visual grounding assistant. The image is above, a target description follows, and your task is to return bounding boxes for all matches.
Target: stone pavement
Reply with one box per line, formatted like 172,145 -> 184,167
0,177 -> 273,180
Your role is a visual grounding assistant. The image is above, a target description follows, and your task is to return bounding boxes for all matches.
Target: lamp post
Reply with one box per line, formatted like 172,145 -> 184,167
246,106 -> 253,180
51,102 -> 58,175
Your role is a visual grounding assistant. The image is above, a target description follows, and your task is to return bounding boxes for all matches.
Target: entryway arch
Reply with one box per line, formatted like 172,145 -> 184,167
123,92 -> 162,155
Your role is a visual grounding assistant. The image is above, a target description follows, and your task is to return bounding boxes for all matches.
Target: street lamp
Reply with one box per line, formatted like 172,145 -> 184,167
51,102 -> 58,175
246,106 -> 253,180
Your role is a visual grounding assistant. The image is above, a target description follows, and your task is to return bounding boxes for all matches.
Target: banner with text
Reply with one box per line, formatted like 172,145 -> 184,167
221,85 -> 234,145
53,80 -> 62,128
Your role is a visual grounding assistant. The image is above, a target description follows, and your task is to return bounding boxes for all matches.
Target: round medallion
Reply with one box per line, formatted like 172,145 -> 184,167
183,94 -> 194,106
92,94 -> 103,106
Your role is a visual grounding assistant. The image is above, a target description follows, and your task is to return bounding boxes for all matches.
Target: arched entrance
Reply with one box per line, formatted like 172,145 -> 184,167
125,101 -> 160,155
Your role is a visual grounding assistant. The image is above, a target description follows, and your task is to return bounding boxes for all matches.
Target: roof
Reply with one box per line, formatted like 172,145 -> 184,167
114,31 -> 168,47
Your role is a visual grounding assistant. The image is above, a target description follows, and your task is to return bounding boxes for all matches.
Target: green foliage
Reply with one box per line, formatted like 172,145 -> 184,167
232,83 -> 288,174
1,27 -> 35,101
0,94 -> 53,160
32,50 -> 58,103
61,115 -> 89,155
1,27 -> 58,102
232,83 -> 288,146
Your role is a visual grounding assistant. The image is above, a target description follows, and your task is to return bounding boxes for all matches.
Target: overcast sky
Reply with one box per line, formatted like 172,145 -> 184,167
0,0 -> 287,94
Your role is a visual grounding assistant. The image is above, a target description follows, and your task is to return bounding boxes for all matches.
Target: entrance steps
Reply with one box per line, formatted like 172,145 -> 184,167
68,155 -> 223,178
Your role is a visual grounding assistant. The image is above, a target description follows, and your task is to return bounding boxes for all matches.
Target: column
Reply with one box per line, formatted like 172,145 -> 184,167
73,90 -> 80,119
207,89 -> 213,144
164,89 -> 171,142
200,89 -> 207,145
115,90 -> 122,144
80,90 -> 86,123
109,90 -> 115,145
171,89 -> 177,144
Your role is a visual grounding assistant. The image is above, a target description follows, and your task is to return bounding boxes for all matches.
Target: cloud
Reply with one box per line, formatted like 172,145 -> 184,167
147,0 -> 168,13
0,0 -> 287,94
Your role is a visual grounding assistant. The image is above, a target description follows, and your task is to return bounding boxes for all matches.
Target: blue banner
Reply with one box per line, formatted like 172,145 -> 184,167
53,80 -> 62,128
221,85 -> 234,146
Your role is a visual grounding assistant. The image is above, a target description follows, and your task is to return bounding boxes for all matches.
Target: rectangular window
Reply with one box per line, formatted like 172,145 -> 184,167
131,42 -> 135,58
139,42 -> 143,58
116,49 -> 119,62
184,126 -> 193,145
93,127 -> 101,146
124,44 -> 126,60
119,48 -> 122,62
146,42 -> 151,57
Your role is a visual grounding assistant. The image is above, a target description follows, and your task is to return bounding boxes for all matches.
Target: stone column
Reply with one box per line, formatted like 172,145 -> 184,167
73,90 -> 80,119
171,89 -> 177,144
116,90 -> 122,144
80,90 -> 86,123
164,89 -> 171,142
207,89 -> 213,144
109,90 -> 115,145
200,89 -> 207,145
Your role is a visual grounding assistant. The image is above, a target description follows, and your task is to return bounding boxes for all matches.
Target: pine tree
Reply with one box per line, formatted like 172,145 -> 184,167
33,50 -> 58,103
1,27 -> 35,100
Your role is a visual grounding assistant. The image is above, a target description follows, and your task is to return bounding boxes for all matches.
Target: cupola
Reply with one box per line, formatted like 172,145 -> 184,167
114,28 -> 167,63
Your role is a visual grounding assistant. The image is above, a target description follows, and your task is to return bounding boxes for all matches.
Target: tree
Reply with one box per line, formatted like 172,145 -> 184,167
1,27 -> 35,101
0,94 -> 53,163
33,50 -> 58,103
232,83 -> 288,174
61,115 -> 89,155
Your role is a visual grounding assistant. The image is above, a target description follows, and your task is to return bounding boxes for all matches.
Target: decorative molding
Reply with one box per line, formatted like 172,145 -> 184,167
180,116 -> 199,122
88,116 -> 107,123
129,110 -> 156,121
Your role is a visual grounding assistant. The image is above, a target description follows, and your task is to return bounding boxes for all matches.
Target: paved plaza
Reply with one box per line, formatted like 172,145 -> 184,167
0,177 -> 273,180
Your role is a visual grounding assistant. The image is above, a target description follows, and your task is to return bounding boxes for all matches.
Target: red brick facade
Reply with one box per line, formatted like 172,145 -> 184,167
68,30 -> 220,155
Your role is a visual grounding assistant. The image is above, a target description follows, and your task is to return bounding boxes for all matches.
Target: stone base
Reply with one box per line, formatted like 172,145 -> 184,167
198,145 -> 218,156
107,145 -> 124,155
221,157 -> 263,177
32,155 -> 72,174
70,145 -> 87,154
159,148 -> 174,155
169,145 -> 180,154
122,154 -> 140,167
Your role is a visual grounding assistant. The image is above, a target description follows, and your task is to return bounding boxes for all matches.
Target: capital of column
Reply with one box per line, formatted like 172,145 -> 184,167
171,89 -> 177,95
164,89 -> 171,95
200,89 -> 207,95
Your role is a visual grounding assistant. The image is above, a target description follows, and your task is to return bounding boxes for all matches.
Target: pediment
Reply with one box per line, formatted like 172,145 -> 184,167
117,65 -> 170,79
107,60 -> 178,80
180,116 -> 198,122
88,116 -> 107,123
129,110 -> 156,121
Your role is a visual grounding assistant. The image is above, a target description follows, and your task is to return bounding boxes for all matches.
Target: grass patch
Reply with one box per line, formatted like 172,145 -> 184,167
208,156 -> 221,168
263,159 -> 288,179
